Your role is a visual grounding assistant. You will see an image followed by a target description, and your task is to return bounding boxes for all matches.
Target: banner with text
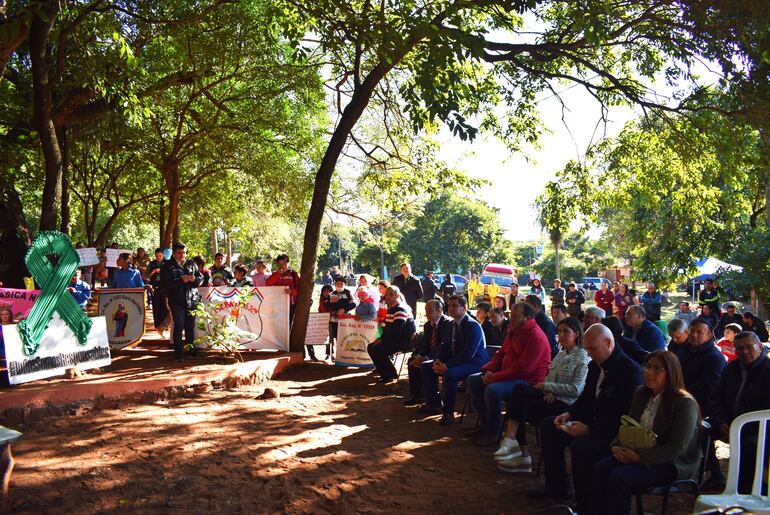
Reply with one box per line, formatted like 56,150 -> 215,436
97,288 -> 146,349
335,318 -> 377,368
4,314 -> 111,385
0,288 -> 41,321
196,286 -> 289,351
76,247 -> 100,266
305,312 -> 330,346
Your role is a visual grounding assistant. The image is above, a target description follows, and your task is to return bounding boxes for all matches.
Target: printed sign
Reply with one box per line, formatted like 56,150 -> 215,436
105,248 -> 133,268
75,247 -> 100,266
0,288 -> 41,321
196,286 -> 289,351
335,318 -> 377,368
97,288 -> 146,349
4,314 -> 111,385
306,312 -> 330,346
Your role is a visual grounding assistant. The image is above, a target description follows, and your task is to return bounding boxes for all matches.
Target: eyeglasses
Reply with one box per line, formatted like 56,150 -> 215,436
735,344 -> 758,352
643,363 -> 665,373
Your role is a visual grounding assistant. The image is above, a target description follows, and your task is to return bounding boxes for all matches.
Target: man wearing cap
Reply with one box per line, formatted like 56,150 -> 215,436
715,302 -> 743,339
421,271 -> 439,302
698,278 -> 723,316
565,282 -> 585,316
266,254 -> 300,325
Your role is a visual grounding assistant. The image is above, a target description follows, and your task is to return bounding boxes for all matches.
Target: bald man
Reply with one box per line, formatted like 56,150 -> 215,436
528,324 -> 642,513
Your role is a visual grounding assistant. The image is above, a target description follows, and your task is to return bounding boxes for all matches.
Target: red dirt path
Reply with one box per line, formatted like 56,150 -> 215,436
7,363 -> 699,514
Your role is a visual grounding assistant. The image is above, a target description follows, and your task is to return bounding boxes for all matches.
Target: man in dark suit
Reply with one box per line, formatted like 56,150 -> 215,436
404,299 -> 452,406
623,305 -> 666,352
420,295 -> 488,425
421,271 -> 439,302
391,262 -> 423,319
528,324 -> 642,513
710,331 -> 770,493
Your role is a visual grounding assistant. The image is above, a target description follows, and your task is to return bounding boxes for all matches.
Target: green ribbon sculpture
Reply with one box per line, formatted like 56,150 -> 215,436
17,231 -> 93,356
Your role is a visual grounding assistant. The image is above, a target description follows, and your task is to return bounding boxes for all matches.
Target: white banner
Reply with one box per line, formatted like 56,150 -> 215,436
105,248 -> 133,268
306,312 -> 330,346
196,286 -> 289,351
97,288 -> 146,349
76,247 -> 100,266
4,314 -> 111,385
335,318 -> 377,368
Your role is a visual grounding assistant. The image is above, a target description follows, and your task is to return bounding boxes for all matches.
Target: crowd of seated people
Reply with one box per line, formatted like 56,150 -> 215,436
384,277 -> 770,514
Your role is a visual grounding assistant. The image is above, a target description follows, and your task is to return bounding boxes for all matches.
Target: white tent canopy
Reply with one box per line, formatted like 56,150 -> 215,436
693,257 -> 744,280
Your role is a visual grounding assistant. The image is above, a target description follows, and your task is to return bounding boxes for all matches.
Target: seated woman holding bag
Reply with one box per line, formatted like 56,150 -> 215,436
590,350 -> 702,515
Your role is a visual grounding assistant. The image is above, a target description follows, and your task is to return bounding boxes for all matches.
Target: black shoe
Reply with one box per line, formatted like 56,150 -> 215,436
377,376 -> 397,384
403,397 -> 422,406
439,413 -> 454,426
417,404 -> 443,415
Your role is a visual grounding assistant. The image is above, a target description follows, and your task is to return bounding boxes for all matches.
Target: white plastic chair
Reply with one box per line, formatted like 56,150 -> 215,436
694,409 -> 770,514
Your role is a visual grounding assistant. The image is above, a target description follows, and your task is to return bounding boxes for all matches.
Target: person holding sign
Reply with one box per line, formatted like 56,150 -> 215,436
266,254 -> 300,325
367,285 -> 416,383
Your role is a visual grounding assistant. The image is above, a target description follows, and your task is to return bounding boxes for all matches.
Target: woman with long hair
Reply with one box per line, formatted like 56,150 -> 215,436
590,350 -> 702,515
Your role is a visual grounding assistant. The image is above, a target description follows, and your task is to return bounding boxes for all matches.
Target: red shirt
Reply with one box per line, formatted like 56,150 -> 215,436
265,268 -> 300,304
482,318 -> 551,383
594,289 -> 615,314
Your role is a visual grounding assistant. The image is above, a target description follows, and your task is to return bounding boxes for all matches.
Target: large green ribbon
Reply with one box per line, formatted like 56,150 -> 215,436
17,231 -> 93,356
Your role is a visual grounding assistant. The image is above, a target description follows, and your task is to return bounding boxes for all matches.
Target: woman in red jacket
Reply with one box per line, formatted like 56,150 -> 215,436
465,302 -> 552,446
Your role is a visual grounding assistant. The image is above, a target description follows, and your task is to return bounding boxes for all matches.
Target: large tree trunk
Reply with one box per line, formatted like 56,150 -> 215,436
59,126 -> 71,234
161,161 -> 180,247
290,62 -> 395,352
0,178 -> 30,288
554,243 -> 561,280
29,1 -> 62,231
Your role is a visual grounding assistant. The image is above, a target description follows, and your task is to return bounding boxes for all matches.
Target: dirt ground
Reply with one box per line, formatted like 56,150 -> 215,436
8,362 -> 708,514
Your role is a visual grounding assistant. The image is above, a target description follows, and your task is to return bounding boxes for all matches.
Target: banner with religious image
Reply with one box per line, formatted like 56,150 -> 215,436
97,288 -> 147,349
196,286 -> 289,351
335,318 -> 377,368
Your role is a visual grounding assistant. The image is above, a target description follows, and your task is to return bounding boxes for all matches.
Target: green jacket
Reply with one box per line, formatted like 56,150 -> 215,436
613,387 -> 702,480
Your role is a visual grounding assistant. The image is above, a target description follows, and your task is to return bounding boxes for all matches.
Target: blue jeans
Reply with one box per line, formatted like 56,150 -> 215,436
170,304 -> 196,359
590,455 -> 676,515
421,360 -> 482,415
466,373 -> 526,435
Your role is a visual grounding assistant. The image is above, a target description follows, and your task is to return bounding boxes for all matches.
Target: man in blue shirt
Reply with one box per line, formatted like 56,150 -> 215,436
623,305 -> 666,352
112,253 -> 145,288
639,282 -> 662,321
67,269 -> 92,308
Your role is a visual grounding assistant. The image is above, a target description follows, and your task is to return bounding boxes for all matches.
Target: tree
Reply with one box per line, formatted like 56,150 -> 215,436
580,110 -> 766,281
536,179 -> 574,281
278,0 -> 734,351
398,192 -> 514,274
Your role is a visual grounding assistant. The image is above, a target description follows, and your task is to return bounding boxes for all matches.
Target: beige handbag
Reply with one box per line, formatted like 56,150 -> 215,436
618,415 -> 657,449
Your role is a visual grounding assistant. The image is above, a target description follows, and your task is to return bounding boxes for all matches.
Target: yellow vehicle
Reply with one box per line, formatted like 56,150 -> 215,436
480,264 -> 518,300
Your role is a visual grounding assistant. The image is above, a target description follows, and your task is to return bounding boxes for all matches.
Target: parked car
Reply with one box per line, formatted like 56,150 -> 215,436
580,277 -> 612,291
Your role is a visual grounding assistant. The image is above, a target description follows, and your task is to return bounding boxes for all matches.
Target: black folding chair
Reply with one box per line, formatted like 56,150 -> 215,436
634,419 -> 712,515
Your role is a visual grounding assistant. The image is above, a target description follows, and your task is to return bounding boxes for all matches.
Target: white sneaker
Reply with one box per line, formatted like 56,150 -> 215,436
493,437 -> 522,461
497,455 -> 532,473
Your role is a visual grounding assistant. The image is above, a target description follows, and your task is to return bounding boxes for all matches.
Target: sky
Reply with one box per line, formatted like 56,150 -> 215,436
435,86 -> 637,242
